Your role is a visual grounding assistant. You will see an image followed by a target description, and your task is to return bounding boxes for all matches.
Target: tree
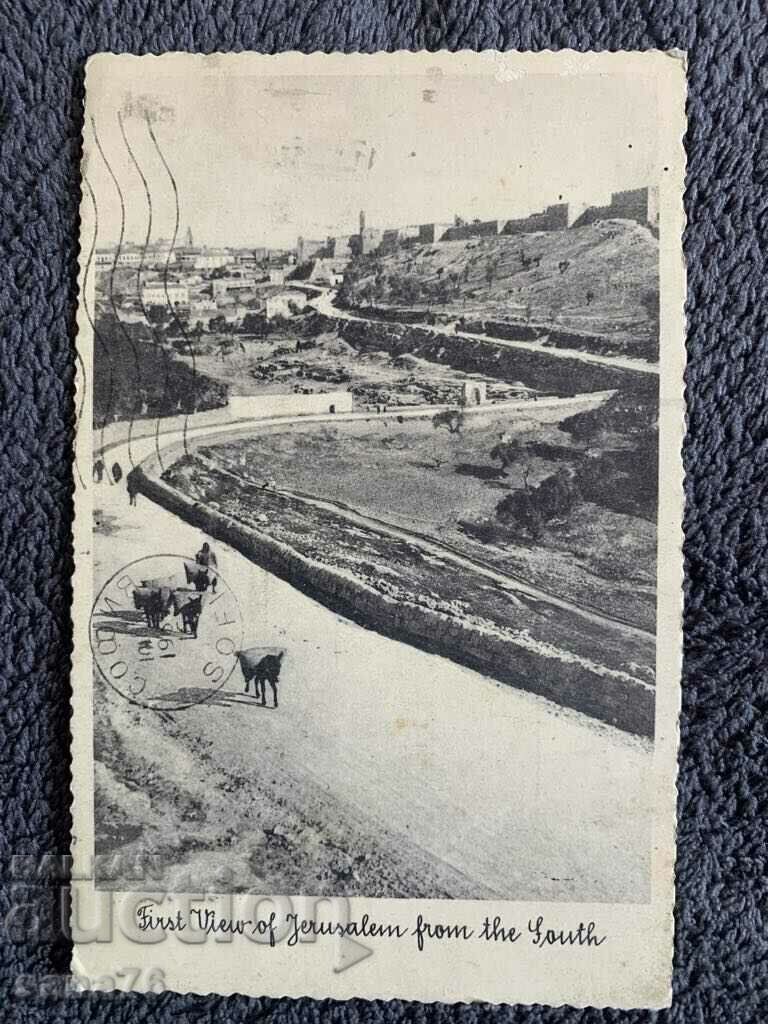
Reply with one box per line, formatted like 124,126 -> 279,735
358,281 -> 375,306
536,467 -> 579,520
560,390 -> 657,444
432,408 -> 465,435
404,277 -> 422,303
485,258 -> 499,288
497,489 -> 543,540
146,304 -> 170,328
495,467 -> 579,540
639,287 -> 659,323
490,437 -> 520,476
240,312 -> 267,336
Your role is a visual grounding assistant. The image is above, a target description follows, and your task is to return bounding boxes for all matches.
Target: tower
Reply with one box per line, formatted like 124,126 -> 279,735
185,226 -> 194,248
359,210 -> 366,235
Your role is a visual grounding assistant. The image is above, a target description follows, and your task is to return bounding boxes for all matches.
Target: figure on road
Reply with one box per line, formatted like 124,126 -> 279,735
195,541 -> 218,593
126,469 -> 139,506
238,649 -> 284,707
93,457 -> 105,483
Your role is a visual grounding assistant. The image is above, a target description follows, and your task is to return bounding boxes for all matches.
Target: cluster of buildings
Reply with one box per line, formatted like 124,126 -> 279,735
93,184 -> 659,334
94,228 -> 304,328
299,186 -> 660,262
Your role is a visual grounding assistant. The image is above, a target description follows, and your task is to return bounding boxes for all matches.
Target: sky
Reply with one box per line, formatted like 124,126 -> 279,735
83,63 -> 662,251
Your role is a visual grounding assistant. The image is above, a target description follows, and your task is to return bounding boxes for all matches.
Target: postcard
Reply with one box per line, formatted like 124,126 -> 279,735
70,49 -> 686,1007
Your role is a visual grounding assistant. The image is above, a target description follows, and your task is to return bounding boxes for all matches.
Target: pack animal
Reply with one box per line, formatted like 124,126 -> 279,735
172,591 -> 203,638
238,649 -> 285,707
133,586 -> 173,630
183,559 -> 211,593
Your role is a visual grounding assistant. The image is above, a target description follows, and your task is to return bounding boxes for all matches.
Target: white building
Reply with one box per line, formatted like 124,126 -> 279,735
146,246 -> 177,268
222,305 -> 249,325
176,248 -> 201,268
212,273 -> 258,299
141,283 -> 189,306
309,258 -> 348,285
94,249 -> 142,267
265,290 -> 300,319
117,250 -> 142,266
462,380 -> 487,406
269,267 -> 286,285
188,298 -> 217,324
196,250 -> 232,271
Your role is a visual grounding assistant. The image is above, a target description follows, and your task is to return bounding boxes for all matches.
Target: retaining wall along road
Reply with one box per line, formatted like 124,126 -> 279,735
306,312 -> 658,397
228,391 -> 353,419
97,406 -> 232,453
97,393 -> 356,454
132,456 -> 655,738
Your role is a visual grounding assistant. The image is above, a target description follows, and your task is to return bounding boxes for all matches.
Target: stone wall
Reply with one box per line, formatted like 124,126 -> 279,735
571,186 -> 657,231
502,203 -> 570,235
132,462 -> 655,737
305,312 -> 657,396
441,219 -> 501,242
98,405 -> 233,454
418,222 -> 453,243
461,318 -> 658,362
228,391 -> 353,419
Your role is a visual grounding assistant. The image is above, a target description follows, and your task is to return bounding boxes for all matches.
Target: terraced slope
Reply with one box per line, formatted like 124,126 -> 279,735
340,220 -> 659,359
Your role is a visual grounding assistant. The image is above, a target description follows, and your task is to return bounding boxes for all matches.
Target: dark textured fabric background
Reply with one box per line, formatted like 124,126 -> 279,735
1,1 -> 766,1021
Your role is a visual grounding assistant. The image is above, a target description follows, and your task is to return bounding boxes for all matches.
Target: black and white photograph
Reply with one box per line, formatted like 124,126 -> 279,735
71,50 -> 685,1007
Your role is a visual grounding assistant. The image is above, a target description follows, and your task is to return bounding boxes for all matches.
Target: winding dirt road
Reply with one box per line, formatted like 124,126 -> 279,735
307,288 -> 659,376
94,400 -> 654,902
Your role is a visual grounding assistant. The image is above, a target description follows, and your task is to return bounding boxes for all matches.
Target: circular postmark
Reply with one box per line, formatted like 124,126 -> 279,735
90,554 -> 244,711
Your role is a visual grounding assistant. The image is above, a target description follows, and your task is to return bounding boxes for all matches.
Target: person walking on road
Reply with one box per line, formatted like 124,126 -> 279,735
195,541 -> 218,593
126,469 -> 139,506
93,457 -> 105,483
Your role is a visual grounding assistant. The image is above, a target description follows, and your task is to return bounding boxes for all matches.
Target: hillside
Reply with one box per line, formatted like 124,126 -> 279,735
92,316 -> 228,429
339,220 -> 659,360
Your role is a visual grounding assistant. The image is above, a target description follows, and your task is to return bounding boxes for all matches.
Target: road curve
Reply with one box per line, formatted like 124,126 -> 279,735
306,287 -> 659,376
94,419 -> 654,902
128,389 -> 654,645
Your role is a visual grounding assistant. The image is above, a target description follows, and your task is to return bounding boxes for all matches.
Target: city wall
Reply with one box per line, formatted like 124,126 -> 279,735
441,219 -> 501,242
354,188 -> 658,251
502,202 -> 570,236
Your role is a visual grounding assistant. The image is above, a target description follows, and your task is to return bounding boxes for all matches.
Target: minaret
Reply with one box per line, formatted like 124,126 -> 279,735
185,226 -> 194,248
359,210 -> 366,236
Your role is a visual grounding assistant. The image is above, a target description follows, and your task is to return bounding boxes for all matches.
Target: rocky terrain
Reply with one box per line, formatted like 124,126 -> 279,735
339,220 -> 659,360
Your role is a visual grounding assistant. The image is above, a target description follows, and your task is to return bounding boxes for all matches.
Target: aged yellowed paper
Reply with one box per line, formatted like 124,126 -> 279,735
70,49 -> 686,1007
